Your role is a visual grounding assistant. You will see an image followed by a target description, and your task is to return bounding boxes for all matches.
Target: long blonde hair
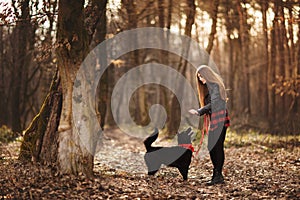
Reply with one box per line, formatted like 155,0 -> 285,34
196,65 -> 227,107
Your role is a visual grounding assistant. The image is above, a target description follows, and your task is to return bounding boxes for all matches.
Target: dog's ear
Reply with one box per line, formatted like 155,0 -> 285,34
177,130 -> 183,137
185,127 -> 193,137
189,131 -> 195,140
186,127 -> 192,134
187,127 -> 195,140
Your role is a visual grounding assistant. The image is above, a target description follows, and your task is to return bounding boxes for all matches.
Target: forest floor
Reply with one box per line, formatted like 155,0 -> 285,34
0,128 -> 299,199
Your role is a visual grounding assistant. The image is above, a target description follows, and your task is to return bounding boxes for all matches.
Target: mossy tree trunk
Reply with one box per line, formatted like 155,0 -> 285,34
19,70 -> 61,163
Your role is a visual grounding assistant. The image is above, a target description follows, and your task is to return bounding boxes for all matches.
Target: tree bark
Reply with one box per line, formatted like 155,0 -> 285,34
261,0 -> 269,118
276,1 -> 286,119
55,0 -> 95,177
0,26 -> 6,126
11,0 -> 31,133
287,4 -> 295,72
296,2 -> 300,114
90,0 -> 108,129
224,0 -> 234,112
206,0 -> 219,55
236,0 -> 250,117
158,0 -> 165,28
39,72 -> 62,165
19,70 -> 61,163
166,0 -> 172,30
268,1 -> 278,122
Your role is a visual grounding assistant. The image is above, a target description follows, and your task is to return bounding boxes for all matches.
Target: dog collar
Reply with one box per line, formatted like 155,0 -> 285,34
179,144 -> 195,152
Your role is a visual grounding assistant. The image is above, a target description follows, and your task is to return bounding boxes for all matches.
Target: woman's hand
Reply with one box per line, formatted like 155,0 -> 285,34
188,109 -> 198,115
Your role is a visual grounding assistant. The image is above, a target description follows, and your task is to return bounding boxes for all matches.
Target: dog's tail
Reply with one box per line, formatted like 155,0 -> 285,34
144,128 -> 159,151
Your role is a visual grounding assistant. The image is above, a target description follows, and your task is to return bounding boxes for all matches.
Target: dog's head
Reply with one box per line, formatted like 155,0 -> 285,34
177,127 -> 194,145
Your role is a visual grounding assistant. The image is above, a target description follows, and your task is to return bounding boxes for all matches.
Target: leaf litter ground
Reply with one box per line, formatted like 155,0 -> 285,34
0,128 -> 299,199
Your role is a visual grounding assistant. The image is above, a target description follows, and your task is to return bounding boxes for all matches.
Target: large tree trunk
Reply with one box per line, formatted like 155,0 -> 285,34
19,0 -> 106,178
55,0 -> 94,177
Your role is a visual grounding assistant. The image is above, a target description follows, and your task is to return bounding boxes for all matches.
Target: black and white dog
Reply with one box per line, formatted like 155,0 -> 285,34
144,127 -> 194,180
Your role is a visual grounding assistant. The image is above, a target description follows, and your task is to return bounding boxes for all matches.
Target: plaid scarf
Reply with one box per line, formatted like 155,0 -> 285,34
195,109 -> 230,157
210,109 -> 230,131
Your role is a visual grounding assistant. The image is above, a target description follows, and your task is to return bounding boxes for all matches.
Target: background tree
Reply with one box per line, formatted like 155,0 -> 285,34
166,0 -> 196,135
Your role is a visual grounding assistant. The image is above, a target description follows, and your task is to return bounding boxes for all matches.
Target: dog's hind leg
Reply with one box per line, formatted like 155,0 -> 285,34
146,162 -> 160,176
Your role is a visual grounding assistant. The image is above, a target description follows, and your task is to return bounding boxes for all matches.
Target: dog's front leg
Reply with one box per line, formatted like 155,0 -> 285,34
178,166 -> 189,180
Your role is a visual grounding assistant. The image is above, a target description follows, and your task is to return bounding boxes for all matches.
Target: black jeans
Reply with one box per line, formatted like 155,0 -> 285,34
208,126 -> 227,172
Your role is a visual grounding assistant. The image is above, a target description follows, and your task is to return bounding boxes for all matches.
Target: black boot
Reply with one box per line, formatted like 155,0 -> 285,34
206,169 -> 225,186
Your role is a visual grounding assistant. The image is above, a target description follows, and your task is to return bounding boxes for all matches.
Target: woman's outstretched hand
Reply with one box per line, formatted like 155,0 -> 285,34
188,109 -> 198,115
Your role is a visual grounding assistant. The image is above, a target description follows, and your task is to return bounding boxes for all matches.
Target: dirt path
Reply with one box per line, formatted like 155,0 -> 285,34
95,128 -> 147,174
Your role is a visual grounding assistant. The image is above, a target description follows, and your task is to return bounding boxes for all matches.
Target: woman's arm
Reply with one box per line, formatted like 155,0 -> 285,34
188,103 -> 211,116
189,87 -> 212,116
197,103 -> 211,116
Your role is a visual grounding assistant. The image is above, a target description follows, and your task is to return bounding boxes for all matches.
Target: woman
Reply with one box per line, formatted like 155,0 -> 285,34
189,65 -> 230,185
